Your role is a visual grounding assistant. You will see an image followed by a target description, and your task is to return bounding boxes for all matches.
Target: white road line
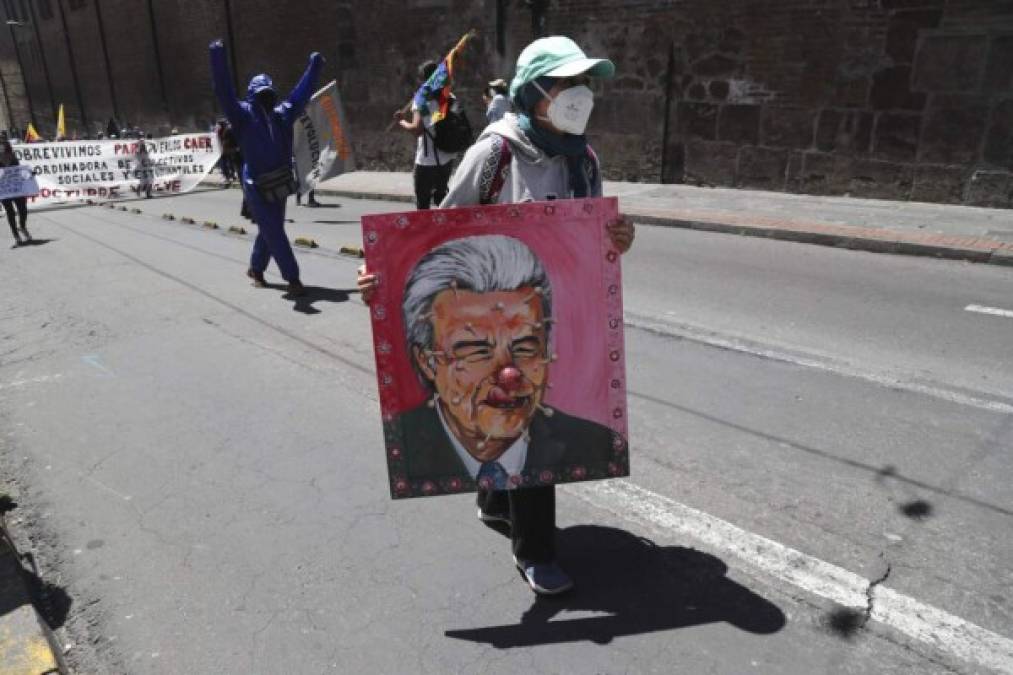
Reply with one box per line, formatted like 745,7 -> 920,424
624,310 -> 1013,415
966,304 -> 1013,319
0,374 -> 63,391
566,479 -> 1013,674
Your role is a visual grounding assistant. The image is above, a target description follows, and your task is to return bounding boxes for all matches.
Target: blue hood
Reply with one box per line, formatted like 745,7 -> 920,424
246,74 -> 275,99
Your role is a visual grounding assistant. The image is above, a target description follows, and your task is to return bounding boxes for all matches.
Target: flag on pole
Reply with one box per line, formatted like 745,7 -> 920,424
412,30 -> 475,124
56,104 -> 66,139
25,123 -> 41,142
294,80 -> 355,193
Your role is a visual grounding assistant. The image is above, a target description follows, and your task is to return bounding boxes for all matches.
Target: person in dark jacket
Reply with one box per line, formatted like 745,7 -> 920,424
0,141 -> 31,246
209,39 -> 323,296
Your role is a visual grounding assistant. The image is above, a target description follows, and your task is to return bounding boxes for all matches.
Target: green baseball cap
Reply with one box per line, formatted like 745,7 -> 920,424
509,36 -> 615,98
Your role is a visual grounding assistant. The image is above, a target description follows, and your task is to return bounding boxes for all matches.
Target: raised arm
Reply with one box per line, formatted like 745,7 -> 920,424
209,40 -> 243,127
282,52 -> 325,122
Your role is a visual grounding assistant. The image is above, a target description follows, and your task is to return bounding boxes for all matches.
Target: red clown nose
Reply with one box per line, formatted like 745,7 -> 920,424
496,366 -> 523,392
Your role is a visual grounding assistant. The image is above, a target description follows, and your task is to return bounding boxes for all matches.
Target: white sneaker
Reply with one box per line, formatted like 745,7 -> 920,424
514,556 -> 574,595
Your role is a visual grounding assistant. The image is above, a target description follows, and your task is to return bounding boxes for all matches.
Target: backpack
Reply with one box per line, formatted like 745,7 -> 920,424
431,106 -> 473,154
479,134 -> 600,204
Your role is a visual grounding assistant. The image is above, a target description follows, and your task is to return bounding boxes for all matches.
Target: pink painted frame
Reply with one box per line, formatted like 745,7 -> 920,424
362,197 -> 628,499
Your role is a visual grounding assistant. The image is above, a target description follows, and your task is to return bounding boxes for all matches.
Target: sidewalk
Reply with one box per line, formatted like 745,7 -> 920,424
287,171 -> 1013,266
0,503 -> 64,675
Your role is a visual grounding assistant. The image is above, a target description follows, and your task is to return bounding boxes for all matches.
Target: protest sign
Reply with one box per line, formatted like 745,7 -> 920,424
11,133 -> 220,206
293,80 -> 354,193
362,198 -> 630,499
0,165 -> 40,200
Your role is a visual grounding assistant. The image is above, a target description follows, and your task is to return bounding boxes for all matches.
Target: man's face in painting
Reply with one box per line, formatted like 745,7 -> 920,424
414,286 -> 550,462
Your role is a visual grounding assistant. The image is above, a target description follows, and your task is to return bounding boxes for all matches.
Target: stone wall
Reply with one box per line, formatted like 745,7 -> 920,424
0,0 -> 1009,206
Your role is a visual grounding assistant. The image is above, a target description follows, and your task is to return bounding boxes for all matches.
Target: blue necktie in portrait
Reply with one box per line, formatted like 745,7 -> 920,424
477,461 -> 509,490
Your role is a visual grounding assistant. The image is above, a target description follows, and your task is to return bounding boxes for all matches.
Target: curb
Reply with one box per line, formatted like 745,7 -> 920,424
626,211 -> 1010,265
199,178 -> 1013,267
0,522 -> 65,674
312,187 -> 414,205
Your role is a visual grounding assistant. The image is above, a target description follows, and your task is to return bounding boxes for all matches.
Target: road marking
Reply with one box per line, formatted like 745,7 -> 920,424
82,355 -> 115,377
567,479 -> 1013,674
965,304 -> 1013,319
625,310 -> 1013,415
0,374 -> 63,391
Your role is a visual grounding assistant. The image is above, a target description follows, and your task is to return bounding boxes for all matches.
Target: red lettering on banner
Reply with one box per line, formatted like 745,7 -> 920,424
184,137 -> 212,151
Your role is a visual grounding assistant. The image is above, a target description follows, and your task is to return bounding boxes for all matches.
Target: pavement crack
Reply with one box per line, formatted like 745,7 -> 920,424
863,560 -> 892,627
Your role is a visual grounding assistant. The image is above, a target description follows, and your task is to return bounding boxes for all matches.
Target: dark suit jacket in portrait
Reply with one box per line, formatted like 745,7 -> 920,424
383,403 -> 628,498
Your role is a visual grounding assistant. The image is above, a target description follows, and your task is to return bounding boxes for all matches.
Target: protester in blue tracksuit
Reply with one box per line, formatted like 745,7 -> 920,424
209,39 -> 323,296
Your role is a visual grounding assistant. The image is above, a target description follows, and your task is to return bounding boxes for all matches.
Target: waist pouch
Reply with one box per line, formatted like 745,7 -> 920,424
254,165 -> 297,203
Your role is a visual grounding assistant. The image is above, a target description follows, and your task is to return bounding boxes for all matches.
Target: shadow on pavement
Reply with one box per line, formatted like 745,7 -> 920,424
16,551 -> 72,629
285,285 -> 353,314
12,238 -> 55,248
445,524 -> 786,648
311,219 -> 360,225
1,503 -> 72,630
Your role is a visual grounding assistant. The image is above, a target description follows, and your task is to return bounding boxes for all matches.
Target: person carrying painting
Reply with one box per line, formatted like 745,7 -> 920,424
358,36 -> 635,596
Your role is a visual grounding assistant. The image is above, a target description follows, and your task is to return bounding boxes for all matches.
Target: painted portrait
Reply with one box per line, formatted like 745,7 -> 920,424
362,198 -> 628,498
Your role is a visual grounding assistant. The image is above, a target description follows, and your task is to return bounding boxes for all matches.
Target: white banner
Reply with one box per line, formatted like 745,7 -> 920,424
12,133 -> 221,206
294,80 -> 354,193
0,164 -> 40,200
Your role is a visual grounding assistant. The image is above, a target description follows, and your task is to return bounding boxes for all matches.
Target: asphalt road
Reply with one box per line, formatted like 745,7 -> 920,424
0,189 -> 1011,674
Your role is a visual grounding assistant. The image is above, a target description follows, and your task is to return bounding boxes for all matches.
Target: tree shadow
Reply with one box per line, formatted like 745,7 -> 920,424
286,285 -> 353,315
445,525 -> 786,648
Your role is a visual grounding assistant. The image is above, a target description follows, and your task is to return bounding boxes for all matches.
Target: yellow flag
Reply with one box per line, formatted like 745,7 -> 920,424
56,104 -> 65,139
25,123 -> 41,142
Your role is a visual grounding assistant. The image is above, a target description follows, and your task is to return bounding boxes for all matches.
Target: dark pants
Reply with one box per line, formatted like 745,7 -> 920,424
413,162 -> 453,210
219,154 -> 235,181
241,180 -> 300,283
2,197 -> 27,237
477,485 -> 556,563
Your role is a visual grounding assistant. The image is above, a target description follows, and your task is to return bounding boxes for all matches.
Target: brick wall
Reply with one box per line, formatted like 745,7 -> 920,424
0,0 -> 1009,206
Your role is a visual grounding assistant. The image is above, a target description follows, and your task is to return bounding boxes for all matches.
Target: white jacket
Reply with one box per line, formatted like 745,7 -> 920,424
441,113 -> 602,208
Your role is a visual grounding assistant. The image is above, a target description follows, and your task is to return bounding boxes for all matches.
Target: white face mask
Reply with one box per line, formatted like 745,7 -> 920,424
534,81 -> 594,135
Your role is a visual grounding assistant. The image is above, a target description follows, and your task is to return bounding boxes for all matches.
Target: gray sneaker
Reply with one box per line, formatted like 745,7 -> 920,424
514,556 -> 574,595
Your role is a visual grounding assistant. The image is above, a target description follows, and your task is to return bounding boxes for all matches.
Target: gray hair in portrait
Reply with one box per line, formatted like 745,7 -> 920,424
403,234 -> 554,381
